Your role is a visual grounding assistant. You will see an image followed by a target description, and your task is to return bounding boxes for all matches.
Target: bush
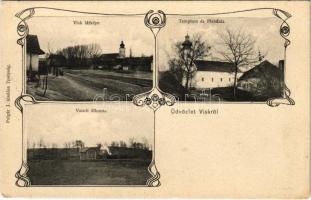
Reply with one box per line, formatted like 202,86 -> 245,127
159,71 -> 187,100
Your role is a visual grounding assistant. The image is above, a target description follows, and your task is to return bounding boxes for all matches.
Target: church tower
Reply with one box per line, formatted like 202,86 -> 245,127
119,41 -> 126,58
182,34 -> 192,50
181,34 -> 193,60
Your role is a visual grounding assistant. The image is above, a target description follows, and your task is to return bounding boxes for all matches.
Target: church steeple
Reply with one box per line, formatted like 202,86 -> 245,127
182,34 -> 192,50
119,41 -> 125,58
185,33 -> 190,41
120,41 -> 125,48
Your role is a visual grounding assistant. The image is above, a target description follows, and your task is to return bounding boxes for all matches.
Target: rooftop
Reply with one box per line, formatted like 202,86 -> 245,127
194,60 -> 241,73
239,60 -> 281,81
26,35 -> 45,55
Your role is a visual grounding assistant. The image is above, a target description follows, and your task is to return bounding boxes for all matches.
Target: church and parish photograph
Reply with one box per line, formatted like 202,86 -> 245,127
25,16 -> 153,101
158,16 -> 287,102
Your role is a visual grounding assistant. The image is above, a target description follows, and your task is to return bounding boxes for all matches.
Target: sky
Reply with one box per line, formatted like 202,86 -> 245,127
25,105 -> 153,148
28,16 -> 154,57
29,15 -> 285,71
158,16 -> 285,71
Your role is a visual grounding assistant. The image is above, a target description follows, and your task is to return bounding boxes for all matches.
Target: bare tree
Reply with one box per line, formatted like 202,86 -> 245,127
39,41 -> 55,96
38,138 -> 44,148
141,137 -> 150,150
63,142 -> 72,149
217,28 -> 259,99
87,43 -> 102,69
169,34 -> 211,91
32,142 -> 36,149
128,137 -> 135,148
73,140 -> 85,149
47,41 -> 54,57
119,140 -> 127,147
87,43 -> 102,59
57,43 -> 101,68
110,141 -> 119,147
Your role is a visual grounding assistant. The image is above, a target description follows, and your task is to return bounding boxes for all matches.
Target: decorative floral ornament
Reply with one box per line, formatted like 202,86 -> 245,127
267,9 -> 295,107
144,10 -> 166,29
15,8 -> 35,46
272,9 -> 291,48
158,98 -> 166,106
15,161 -> 31,187
144,97 -> 152,105
280,25 -> 290,36
151,94 -> 159,101
133,88 -> 176,111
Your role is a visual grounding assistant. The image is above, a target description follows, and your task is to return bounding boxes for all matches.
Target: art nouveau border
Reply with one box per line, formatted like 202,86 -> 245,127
15,7 -> 161,187
15,7 -> 295,107
14,6 -> 295,187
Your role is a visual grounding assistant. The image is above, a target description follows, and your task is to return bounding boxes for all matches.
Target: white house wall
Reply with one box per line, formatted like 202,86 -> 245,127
26,53 -> 39,72
191,71 -> 243,89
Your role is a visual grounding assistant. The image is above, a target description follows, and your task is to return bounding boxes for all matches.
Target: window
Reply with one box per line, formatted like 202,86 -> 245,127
229,78 -> 231,82
211,78 -> 214,82
202,77 -> 204,82
220,78 -> 223,82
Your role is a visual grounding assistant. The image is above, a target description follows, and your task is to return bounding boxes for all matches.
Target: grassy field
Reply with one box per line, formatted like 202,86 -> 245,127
26,69 -> 152,101
28,159 -> 151,185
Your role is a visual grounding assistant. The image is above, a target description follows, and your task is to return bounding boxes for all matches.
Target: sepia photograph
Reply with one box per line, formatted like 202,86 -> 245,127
25,105 -> 153,185
0,1 -> 310,198
158,16 -> 286,102
25,16 -> 153,101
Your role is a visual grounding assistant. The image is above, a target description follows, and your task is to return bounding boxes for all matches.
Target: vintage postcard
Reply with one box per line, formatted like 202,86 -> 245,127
0,1 -> 310,198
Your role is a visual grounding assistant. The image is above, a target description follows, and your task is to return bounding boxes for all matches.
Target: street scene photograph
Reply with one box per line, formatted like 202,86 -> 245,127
158,16 -> 286,102
25,16 -> 153,101
25,106 -> 153,185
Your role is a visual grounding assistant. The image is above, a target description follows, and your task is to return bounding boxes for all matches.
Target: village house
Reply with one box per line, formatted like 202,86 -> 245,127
96,41 -> 153,72
79,146 -> 101,161
26,34 -> 45,80
27,144 -> 151,161
237,60 -> 284,98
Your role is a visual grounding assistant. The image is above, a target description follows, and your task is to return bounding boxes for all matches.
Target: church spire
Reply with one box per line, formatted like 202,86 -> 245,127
182,33 -> 192,50
120,40 -> 125,48
119,40 -> 125,58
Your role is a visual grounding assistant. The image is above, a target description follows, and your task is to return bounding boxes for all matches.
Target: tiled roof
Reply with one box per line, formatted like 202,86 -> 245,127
100,53 -> 119,59
238,60 -> 281,81
194,60 -> 240,73
79,147 -> 99,153
120,56 -> 153,67
26,35 -> 45,55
